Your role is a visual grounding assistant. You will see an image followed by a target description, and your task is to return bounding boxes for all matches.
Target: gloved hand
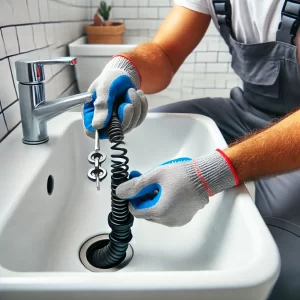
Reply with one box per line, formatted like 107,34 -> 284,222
116,150 -> 239,227
83,55 -> 148,139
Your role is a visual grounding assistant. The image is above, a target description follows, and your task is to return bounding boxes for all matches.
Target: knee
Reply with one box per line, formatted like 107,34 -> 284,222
149,99 -> 206,114
149,103 -> 185,113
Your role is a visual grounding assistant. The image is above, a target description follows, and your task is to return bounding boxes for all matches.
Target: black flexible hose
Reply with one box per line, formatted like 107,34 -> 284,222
88,112 -> 134,269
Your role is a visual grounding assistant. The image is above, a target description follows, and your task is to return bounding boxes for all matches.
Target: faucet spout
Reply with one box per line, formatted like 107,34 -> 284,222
34,92 -> 92,123
16,56 -> 93,145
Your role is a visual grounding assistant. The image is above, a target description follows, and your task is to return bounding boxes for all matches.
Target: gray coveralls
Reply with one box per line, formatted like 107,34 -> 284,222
151,1 -> 300,299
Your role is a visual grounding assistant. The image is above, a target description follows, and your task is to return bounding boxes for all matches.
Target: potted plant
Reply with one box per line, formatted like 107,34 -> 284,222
85,1 -> 125,44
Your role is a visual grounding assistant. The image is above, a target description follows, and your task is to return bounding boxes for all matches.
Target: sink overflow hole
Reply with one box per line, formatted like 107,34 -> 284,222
47,175 -> 54,195
79,234 -> 133,272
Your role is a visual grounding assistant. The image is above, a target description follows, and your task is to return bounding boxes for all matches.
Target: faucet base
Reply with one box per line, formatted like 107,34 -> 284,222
23,137 -> 49,145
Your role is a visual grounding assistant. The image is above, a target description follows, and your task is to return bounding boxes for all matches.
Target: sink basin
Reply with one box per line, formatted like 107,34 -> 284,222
0,112 -> 280,300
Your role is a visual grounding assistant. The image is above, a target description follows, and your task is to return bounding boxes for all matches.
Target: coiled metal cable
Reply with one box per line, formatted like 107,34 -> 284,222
89,112 -> 134,269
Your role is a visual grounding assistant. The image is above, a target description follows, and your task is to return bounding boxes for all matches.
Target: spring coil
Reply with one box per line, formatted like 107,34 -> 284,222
89,113 -> 134,269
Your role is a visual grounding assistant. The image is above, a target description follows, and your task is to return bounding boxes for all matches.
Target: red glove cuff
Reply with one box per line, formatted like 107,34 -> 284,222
216,149 -> 240,185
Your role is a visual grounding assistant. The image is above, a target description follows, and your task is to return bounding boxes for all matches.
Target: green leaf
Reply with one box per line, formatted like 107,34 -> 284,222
97,1 -> 111,21
100,1 -> 106,9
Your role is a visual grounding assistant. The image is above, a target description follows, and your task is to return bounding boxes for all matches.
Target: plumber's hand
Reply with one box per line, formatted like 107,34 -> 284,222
83,56 -> 148,139
116,150 -> 239,227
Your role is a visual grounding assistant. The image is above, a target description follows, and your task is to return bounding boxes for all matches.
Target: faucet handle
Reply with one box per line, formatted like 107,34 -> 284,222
16,56 -> 77,84
36,57 -> 77,66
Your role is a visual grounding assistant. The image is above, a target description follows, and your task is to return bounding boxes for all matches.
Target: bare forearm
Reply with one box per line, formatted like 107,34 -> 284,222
120,42 -> 174,94
118,5 -> 211,94
224,110 -> 300,182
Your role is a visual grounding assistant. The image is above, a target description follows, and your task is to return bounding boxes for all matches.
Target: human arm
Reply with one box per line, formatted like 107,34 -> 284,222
225,110 -> 300,182
119,5 -> 211,93
116,110 -> 300,227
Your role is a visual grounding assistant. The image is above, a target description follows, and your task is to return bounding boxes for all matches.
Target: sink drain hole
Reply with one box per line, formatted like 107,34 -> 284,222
80,234 -> 133,272
47,175 -> 54,195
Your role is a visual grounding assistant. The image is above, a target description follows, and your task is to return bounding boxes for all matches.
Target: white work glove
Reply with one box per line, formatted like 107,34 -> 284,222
83,56 -> 148,139
116,150 -> 239,227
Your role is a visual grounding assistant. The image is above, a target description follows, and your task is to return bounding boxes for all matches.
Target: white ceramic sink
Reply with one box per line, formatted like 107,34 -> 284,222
0,112 -> 280,300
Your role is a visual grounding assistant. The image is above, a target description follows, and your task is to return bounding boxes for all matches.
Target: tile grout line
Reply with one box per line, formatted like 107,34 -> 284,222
49,0 -> 91,8
37,0 -> 41,23
15,27 -> 21,54
0,19 -> 92,30
0,30 -> 86,63
31,24 -> 37,49
1,99 -> 19,114
0,121 -> 21,143
0,101 -> 9,132
1,44 -> 49,62
7,57 -> 18,101
25,0 -> 30,18
0,29 -> 7,59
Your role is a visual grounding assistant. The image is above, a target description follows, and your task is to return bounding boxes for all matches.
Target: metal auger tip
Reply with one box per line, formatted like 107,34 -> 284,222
96,175 -> 100,191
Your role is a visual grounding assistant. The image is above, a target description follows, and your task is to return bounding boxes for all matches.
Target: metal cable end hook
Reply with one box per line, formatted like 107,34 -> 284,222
95,130 -> 101,191
87,129 -> 107,190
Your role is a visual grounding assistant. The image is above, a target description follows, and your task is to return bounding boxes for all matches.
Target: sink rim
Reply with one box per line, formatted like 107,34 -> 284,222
0,113 -> 280,292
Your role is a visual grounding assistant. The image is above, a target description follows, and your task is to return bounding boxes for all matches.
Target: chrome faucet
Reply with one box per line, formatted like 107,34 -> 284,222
16,57 -> 92,145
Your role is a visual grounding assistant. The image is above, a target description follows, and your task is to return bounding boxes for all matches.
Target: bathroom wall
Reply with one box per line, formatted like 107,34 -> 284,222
90,0 -> 241,105
0,0 -> 91,142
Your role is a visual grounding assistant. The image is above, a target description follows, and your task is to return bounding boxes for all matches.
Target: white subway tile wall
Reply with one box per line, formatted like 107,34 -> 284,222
32,24 -> 47,48
0,34 -> 6,59
0,0 -> 241,143
17,25 -> 35,52
2,27 -> 19,56
0,0 -> 91,142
